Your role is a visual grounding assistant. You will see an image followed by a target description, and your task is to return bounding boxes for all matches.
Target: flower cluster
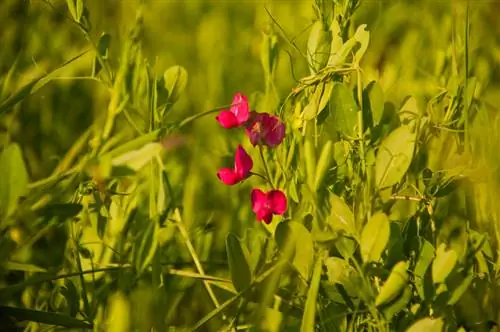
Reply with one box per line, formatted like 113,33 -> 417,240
216,93 -> 287,224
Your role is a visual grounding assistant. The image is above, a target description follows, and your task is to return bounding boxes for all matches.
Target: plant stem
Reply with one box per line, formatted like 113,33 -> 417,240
259,146 -> 275,188
173,209 -> 223,316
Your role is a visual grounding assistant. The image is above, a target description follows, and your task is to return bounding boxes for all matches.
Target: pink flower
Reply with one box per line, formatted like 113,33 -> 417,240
217,145 -> 253,185
216,93 -> 250,128
245,112 -> 285,148
251,189 -> 287,224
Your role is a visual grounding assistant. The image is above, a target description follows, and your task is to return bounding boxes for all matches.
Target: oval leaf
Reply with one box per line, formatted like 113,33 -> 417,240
375,125 -> 416,189
226,234 -> 252,292
330,83 -> 358,138
0,143 -> 29,220
275,221 -> 314,280
432,243 -> 457,284
375,261 -> 409,307
365,81 -> 384,127
406,317 -> 444,332
164,65 -> 188,103
361,212 -> 390,263
328,194 -> 356,235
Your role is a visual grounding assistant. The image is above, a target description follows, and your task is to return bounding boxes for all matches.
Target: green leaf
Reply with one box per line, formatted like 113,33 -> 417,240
6,262 -> 47,273
375,125 -> 416,189
375,261 -> 409,307
226,234 -> 252,292
65,0 -> 83,22
260,30 -> 279,77
300,257 -> 323,332
111,142 -> 164,171
307,20 -> 331,73
447,273 -> 473,305
0,51 -> 89,115
275,221 -> 314,280
324,257 -> 348,284
381,286 -> 412,321
353,24 -> 370,63
406,317 -> 444,332
314,140 -> 333,191
133,220 -> 159,275
399,96 -> 419,126
330,83 -> 358,138
61,280 -> 80,318
35,203 -> 83,223
327,194 -> 356,235
0,143 -> 29,220
304,139 -> 316,190
92,32 -> 111,76
414,240 -> 435,299
0,305 -> 92,329
164,65 -> 188,104
432,244 -> 457,284
360,212 -> 390,263
365,81 -> 384,127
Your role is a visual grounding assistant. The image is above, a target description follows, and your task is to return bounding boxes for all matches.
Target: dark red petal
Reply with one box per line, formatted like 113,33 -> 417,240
264,116 -> 286,148
268,190 -> 287,215
262,213 -> 273,224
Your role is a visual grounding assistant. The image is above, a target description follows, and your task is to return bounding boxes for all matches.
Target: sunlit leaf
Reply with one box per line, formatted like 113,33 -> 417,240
0,143 -> 29,221
360,212 -> 390,263
300,257 -> 323,332
375,125 -> 416,189
381,286 -> 412,321
275,221 -> 314,280
376,261 -> 409,307
327,194 -> 356,235
106,292 -> 130,332
164,65 -> 188,103
432,244 -> 457,284
406,317 -> 444,332
330,83 -> 358,138
414,240 -> 435,299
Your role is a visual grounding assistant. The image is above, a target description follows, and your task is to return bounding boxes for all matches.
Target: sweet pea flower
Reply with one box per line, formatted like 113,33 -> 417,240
251,188 -> 287,224
216,93 -> 250,128
217,145 -> 253,185
245,111 -> 285,148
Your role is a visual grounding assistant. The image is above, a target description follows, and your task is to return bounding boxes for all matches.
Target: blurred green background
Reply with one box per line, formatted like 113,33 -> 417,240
1,0 -> 499,178
1,0 -> 500,330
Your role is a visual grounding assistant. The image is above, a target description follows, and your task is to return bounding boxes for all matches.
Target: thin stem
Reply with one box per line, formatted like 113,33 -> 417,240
173,209 -> 223,316
356,65 -> 366,176
249,171 -> 268,182
178,102 -> 243,128
259,146 -> 275,189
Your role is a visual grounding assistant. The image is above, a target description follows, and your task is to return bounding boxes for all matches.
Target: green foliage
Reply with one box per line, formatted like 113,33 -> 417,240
1,0 -> 500,331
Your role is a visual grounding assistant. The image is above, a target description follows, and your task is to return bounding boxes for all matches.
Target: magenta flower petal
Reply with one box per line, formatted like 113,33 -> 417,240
251,189 -> 271,220
251,188 -> 287,224
234,145 -> 253,178
230,93 -> 250,124
268,190 -> 287,215
216,110 -> 239,128
217,168 -> 240,185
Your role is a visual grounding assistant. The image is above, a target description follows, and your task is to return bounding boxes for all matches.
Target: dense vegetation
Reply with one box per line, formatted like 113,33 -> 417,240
1,0 -> 500,331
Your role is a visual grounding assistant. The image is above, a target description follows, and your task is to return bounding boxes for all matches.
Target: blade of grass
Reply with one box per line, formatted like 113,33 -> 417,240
0,306 -> 93,329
